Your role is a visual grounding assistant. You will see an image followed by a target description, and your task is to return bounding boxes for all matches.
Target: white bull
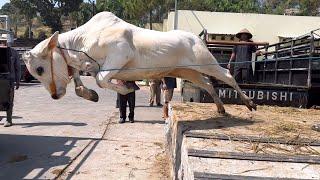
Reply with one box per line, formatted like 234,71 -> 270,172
22,11 -> 256,114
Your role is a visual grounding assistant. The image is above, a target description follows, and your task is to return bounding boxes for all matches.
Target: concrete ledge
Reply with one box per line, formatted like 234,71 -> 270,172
165,102 -> 320,180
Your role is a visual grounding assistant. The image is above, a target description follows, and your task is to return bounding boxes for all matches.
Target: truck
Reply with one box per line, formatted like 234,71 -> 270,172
0,15 -> 37,82
182,29 -> 320,108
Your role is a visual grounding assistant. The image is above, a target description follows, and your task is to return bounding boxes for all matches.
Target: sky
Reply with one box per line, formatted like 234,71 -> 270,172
0,0 -> 93,8
0,0 -> 9,8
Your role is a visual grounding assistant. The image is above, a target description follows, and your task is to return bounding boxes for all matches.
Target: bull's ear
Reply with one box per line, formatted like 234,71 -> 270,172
48,31 -> 59,50
39,31 -> 59,56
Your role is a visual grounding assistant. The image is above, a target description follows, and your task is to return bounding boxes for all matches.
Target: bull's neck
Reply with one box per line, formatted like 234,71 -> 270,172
58,31 -> 98,73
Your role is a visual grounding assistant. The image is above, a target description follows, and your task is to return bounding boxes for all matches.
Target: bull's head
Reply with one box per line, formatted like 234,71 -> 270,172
22,32 -> 71,99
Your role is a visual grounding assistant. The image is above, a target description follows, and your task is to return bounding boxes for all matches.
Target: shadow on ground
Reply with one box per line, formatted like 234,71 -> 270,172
6,122 -> 87,128
0,116 -> 22,119
135,120 -> 165,125
19,82 -> 41,87
135,105 -> 163,108
180,114 -> 258,131
0,133 -> 96,179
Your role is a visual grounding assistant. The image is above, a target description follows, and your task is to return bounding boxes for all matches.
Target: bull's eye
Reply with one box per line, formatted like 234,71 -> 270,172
36,67 -> 44,76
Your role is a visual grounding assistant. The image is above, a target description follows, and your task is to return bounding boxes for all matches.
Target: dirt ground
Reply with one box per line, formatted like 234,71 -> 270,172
0,77 -> 174,180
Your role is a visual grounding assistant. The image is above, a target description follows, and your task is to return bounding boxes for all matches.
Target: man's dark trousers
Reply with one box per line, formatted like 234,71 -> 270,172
7,85 -> 14,124
118,92 -> 135,120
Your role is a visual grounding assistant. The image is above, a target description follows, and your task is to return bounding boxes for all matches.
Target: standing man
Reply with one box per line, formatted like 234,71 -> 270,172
228,29 -> 257,83
162,77 -> 176,119
117,81 -> 139,124
149,79 -> 162,107
0,40 -> 20,127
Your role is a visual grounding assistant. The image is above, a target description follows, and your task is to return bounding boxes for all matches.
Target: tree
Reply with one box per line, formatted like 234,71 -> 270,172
35,0 -> 83,32
11,0 -> 37,38
70,2 -> 93,27
0,3 -> 21,36
97,0 -> 125,18
299,0 -> 320,16
118,0 -> 167,28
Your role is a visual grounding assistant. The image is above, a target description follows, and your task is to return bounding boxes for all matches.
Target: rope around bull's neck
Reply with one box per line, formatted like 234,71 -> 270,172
56,46 -> 320,72
57,46 -> 101,71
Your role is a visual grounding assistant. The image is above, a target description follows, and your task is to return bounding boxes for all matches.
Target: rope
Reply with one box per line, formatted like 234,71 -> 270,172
98,56 -> 320,72
56,46 -> 320,72
57,46 -> 101,71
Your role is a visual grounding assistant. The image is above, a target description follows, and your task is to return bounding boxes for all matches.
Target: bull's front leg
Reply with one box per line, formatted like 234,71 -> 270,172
96,70 -> 134,95
95,43 -> 135,95
72,68 -> 99,102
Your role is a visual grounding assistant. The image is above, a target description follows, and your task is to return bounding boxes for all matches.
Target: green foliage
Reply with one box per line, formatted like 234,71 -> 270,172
299,0 -> 320,16
11,0 -> 37,38
70,2 -> 93,27
34,0 -> 83,32
0,3 -> 22,36
11,0 -> 37,21
97,0 -> 124,18
2,0 -> 320,35
175,0 -> 260,13
9,0 -> 83,32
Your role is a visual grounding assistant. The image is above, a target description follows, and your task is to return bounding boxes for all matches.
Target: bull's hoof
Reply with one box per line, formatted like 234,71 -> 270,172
217,108 -> 226,115
250,101 -> 257,111
312,124 -> 320,132
89,89 -> 99,102
252,104 -> 257,111
76,86 -> 99,102
246,100 -> 257,111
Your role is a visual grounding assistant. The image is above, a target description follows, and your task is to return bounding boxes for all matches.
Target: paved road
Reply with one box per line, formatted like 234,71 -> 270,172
0,77 -> 177,179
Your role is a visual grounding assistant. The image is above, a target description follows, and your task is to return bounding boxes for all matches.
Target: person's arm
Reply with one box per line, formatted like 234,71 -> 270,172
256,51 -> 262,56
161,78 -> 167,90
250,45 -> 260,55
228,46 -> 236,69
13,50 -> 21,89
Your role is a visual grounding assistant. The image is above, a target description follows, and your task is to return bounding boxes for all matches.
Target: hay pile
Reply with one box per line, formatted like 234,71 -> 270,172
171,102 -> 320,155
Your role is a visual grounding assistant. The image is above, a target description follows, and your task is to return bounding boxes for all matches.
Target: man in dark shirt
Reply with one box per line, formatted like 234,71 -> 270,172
162,77 -> 176,119
0,42 -> 20,127
228,29 -> 257,83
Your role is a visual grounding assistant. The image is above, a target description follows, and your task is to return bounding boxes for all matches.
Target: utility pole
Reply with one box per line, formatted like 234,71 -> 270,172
174,0 -> 178,30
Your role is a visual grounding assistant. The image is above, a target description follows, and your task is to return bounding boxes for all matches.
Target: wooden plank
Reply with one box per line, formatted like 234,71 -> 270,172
185,132 -> 320,146
188,149 -> 320,164
194,172 -> 307,180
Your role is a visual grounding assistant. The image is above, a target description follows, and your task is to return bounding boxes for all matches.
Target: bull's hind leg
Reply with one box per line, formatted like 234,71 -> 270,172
168,69 -> 226,114
198,66 -> 257,111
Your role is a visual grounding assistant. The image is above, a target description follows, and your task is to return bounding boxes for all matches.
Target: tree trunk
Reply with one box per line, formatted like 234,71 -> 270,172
14,25 -> 18,37
28,20 -> 32,39
149,10 -> 152,30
